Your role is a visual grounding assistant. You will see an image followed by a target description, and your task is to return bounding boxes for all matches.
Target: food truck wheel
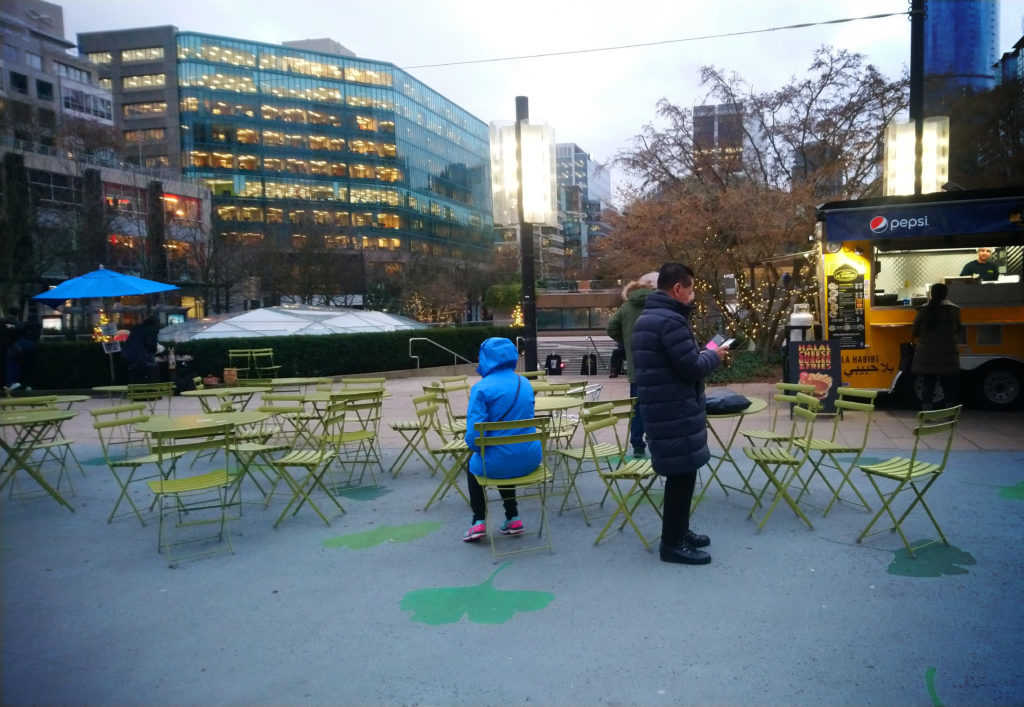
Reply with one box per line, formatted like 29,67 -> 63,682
975,363 -> 1022,410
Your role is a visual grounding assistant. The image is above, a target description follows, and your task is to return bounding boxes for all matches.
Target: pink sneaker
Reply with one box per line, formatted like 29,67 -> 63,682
500,517 -> 524,535
463,521 -> 486,542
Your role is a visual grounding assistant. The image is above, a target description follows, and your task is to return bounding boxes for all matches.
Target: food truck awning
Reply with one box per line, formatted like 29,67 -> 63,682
817,187 -> 1024,248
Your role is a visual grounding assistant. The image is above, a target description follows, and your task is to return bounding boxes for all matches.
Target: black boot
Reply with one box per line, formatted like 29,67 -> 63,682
659,540 -> 711,565
683,529 -> 710,548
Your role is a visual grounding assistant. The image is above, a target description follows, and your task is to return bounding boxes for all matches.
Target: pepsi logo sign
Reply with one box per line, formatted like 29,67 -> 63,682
867,215 -> 930,234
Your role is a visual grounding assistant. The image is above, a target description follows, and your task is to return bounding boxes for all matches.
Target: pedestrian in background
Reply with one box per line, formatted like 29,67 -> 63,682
912,282 -> 961,410
606,270 -> 658,458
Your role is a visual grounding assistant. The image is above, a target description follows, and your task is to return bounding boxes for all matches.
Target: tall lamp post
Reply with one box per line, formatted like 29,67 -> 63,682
490,97 -> 556,372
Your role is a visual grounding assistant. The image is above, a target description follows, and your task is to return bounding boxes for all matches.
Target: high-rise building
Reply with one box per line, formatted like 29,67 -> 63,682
924,0 -> 1001,115
994,35 -> 1023,85
0,0 -> 113,155
693,103 -> 744,174
555,142 -> 613,275
76,27 -> 495,307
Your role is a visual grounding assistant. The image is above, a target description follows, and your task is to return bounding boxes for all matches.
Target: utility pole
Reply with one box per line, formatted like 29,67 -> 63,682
515,96 -> 538,372
910,0 -> 925,195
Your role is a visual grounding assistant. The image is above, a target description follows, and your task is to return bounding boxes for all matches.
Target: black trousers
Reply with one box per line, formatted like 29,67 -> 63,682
661,473 -> 698,546
919,374 -> 960,409
466,469 -> 518,523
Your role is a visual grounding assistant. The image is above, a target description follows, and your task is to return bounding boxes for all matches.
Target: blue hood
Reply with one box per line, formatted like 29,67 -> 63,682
476,337 -> 519,376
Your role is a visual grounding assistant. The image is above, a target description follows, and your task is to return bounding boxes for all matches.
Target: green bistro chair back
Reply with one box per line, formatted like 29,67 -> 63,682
250,348 -> 281,379
856,405 -> 962,557
145,424 -> 240,565
422,401 -> 473,510
476,416 -> 553,560
554,403 -> 627,525
742,382 -> 816,447
520,370 -> 546,381
126,382 -> 175,415
423,382 -> 466,438
227,349 -> 253,379
257,393 -> 309,446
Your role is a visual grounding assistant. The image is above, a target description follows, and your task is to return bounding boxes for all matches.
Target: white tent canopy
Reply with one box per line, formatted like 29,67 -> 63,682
159,306 -> 426,342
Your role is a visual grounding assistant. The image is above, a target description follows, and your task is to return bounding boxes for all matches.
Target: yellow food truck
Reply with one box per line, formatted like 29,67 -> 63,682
815,187 -> 1024,410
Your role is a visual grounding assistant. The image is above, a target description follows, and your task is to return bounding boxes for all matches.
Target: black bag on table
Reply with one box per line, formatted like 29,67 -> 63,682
705,388 -> 752,414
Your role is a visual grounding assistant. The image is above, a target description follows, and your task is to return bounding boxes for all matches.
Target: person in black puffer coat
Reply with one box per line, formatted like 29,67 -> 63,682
632,263 -> 728,565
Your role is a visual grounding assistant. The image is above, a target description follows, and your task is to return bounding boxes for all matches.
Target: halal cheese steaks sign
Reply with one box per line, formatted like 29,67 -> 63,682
788,340 -> 842,413
827,264 -> 865,349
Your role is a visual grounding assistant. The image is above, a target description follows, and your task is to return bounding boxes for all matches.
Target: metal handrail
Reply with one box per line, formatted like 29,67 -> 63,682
408,337 -> 472,369
585,336 -> 605,367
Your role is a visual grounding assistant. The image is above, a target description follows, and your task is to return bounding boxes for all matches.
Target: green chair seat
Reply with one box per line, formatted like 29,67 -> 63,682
793,438 -> 861,453
743,446 -> 802,465
476,465 -> 553,488
274,449 -> 333,466
148,470 -> 229,494
857,457 -> 942,479
601,458 -> 654,480
558,442 -> 621,460
743,428 -> 790,441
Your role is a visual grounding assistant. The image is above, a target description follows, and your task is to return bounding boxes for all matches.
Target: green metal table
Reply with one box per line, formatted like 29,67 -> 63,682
135,411 -> 270,435
181,387 -> 271,413
0,409 -> 77,511
692,396 -> 769,512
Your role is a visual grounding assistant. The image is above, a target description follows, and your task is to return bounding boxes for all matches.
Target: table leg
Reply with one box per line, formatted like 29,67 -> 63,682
0,423 -> 74,511
692,416 -> 755,512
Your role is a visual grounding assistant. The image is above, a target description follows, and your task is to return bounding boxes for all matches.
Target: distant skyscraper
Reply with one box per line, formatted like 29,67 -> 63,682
924,0 -> 1001,114
693,103 -> 744,173
555,143 -> 612,272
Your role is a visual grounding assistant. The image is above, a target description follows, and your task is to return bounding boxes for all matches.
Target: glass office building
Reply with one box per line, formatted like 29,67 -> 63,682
924,0 -> 1000,113
174,32 -> 493,260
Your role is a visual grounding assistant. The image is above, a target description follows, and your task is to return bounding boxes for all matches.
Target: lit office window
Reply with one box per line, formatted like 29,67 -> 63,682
124,128 -> 166,143
123,101 -> 167,117
122,73 -> 165,90
86,51 -> 112,64
121,47 -> 164,63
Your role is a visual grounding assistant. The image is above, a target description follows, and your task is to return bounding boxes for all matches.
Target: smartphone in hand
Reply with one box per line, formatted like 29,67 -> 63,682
706,334 -> 735,351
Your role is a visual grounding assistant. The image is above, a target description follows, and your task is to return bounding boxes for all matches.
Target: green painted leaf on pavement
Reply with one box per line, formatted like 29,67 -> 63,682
887,541 -> 976,578
323,521 -> 440,550
400,563 -> 554,625
998,482 -> 1024,501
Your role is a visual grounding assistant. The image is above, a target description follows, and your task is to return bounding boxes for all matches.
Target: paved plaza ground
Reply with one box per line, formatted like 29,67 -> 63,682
2,375 -> 1023,704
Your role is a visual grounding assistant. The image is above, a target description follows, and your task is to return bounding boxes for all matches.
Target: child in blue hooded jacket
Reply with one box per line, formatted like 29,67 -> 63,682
463,337 -> 542,542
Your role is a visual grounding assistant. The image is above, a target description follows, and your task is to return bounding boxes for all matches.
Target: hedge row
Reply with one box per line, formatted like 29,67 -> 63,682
28,326 -> 519,389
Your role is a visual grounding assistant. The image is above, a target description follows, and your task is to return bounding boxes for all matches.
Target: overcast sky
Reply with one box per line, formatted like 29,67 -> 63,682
62,0 -> 1024,199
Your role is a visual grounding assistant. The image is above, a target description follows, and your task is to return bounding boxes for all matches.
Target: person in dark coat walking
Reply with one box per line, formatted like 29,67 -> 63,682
632,263 -> 728,565
911,283 -> 961,410
122,315 -> 160,384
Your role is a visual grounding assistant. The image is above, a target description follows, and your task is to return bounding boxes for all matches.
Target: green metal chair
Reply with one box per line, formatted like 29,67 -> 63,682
475,416 -> 553,560
227,349 -> 253,379
146,424 -> 241,565
856,405 -> 962,558
126,382 -> 174,415
250,348 -> 281,379
268,401 -> 344,527
325,391 -> 385,487
742,382 -> 817,446
94,408 -> 176,526
742,392 -> 819,532
389,391 -> 444,478
791,387 -> 877,516
554,400 -> 632,525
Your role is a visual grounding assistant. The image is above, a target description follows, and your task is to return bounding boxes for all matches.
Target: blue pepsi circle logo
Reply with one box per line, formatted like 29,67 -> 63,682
869,216 -> 888,233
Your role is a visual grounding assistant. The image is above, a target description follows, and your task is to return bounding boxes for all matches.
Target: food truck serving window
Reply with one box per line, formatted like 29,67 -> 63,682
872,245 -> 1023,307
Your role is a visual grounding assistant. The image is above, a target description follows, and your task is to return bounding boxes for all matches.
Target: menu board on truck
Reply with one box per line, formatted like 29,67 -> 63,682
787,339 -> 842,413
827,263 -> 866,349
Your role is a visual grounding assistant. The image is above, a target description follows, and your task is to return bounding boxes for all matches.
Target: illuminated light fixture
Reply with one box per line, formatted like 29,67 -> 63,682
489,120 -> 557,227
883,116 -> 950,196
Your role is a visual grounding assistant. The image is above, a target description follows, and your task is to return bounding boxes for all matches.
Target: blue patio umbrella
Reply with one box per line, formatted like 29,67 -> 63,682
32,267 -> 178,307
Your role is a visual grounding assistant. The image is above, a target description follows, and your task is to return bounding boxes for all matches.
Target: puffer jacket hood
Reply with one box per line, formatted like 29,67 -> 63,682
476,337 -> 519,376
